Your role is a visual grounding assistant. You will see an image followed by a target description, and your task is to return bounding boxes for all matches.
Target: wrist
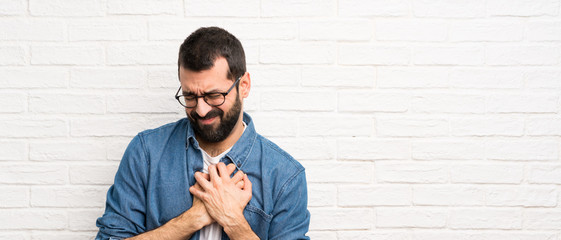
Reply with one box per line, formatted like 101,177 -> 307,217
222,214 -> 256,240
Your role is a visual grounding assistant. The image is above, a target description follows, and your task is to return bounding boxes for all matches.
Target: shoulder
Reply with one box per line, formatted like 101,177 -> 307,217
257,134 -> 305,174
137,118 -> 188,142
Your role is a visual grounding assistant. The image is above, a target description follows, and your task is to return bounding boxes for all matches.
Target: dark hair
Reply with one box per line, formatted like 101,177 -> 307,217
178,27 -> 246,81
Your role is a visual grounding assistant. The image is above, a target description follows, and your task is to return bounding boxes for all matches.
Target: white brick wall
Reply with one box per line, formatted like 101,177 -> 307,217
1,0 -> 560,239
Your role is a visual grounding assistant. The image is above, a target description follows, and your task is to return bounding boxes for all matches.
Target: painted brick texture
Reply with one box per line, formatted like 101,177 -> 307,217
1,0 -> 561,239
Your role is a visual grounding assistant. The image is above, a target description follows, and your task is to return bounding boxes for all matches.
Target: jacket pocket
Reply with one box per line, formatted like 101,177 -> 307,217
243,204 -> 272,239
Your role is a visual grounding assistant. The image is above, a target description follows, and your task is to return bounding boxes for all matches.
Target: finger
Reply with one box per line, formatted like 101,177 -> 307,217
231,170 -> 244,184
217,162 -> 229,181
193,182 -> 204,191
189,185 -> 206,200
235,180 -> 245,189
243,174 -> 252,193
226,163 -> 236,175
200,172 -> 210,181
194,171 -> 213,191
208,164 -> 221,184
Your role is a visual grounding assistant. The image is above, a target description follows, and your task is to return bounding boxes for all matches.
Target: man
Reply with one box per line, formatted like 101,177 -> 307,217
95,27 -> 311,240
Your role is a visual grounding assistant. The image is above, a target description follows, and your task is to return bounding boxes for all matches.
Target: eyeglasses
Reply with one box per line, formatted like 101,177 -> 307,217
175,77 -> 240,108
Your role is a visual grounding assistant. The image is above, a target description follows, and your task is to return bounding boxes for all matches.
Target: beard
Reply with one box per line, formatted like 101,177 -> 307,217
187,94 -> 242,143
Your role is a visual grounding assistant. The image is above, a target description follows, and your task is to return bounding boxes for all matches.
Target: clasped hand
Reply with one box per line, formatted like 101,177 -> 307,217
189,162 -> 252,228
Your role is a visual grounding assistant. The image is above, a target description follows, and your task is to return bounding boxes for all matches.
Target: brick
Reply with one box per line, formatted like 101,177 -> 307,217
413,185 -> 485,206
377,118 -> 449,137
32,45 -> 103,65
224,21 -> 296,40
338,139 -> 410,160
0,186 -> 29,207
107,93 -> 178,113
0,118 -> 67,138
486,140 -> 558,161
338,184 -> 410,206
148,66 -> 178,88
377,207 -> 447,228
68,209 -> 104,231
0,93 -> 26,113
377,67 -> 449,89
71,116 -> 149,137
450,68 -> 523,89
260,43 -> 335,64
450,208 -> 521,229
0,141 -> 26,161
376,20 -> 447,41
377,162 -> 448,183
527,118 -> 561,136
451,164 -> 523,184
31,232 -> 97,240
0,68 -> 68,88
339,0 -> 408,17
308,184 -> 336,207
261,91 -> 335,111
308,231 -> 336,240
487,186 -> 557,207
412,94 -> 485,113
71,67 -> 146,89
450,20 -> 524,42
271,137 -> 336,160
303,162 -> 373,183
29,93 -> 105,114
262,0 -> 334,17
106,138 -> 132,160
243,42 -> 259,65
413,46 -> 484,65
148,20 -> 222,40
487,0 -> 559,16
486,46 -> 560,65
300,19 -> 372,41
0,46 -> 26,65
413,0 -> 485,18
451,117 -> 524,136
486,93 -> 558,113
186,0 -> 259,17
30,0 -> 103,16
338,91 -> 409,112
338,231 -> 411,240
69,20 -> 146,41
31,186 -> 107,207
0,209 -> 66,230
30,141 -> 106,161
106,44 -> 177,65
0,164 -> 67,184
310,208 -> 373,230
525,69 -> 561,89
0,232 -> 28,239
528,164 -> 561,184
412,140 -> 486,160
525,209 -> 561,229
251,114 -> 297,137
0,20 -> 65,41
300,115 -> 372,137
301,66 -> 374,88
413,231 -> 557,240
0,0 -> 26,15
107,0 -> 182,15
250,65 -> 299,87
339,44 -> 410,65
528,21 -> 561,41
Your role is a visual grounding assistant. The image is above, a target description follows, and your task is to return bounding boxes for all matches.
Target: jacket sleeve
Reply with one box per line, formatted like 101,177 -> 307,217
268,169 -> 311,240
96,134 -> 149,239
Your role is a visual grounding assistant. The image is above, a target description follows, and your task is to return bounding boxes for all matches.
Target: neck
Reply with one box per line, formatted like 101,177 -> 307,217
197,117 -> 245,157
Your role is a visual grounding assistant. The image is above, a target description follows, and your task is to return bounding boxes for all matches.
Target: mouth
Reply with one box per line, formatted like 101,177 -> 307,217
198,116 -> 217,125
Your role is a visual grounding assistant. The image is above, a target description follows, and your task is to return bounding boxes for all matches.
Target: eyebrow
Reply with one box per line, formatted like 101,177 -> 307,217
182,89 -> 221,95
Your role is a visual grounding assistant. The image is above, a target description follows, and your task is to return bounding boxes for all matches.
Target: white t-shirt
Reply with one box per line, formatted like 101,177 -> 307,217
199,122 -> 245,240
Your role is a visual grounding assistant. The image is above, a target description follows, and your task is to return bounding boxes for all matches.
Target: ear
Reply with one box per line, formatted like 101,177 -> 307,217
239,72 -> 251,99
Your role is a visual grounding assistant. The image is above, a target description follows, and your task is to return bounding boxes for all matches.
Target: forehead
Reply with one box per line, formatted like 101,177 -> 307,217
179,57 -> 230,86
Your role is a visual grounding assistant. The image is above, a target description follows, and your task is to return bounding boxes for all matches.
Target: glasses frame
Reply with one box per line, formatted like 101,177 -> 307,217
175,77 -> 241,108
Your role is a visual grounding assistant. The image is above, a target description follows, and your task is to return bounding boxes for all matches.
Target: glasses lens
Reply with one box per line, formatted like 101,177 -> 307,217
180,96 -> 196,108
204,93 -> 225,106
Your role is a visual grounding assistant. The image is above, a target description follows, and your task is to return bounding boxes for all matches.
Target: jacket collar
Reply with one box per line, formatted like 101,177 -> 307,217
186,112 -> 257,171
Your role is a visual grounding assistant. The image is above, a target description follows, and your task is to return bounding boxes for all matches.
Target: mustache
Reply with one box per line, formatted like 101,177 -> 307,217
190,108 -> 223,120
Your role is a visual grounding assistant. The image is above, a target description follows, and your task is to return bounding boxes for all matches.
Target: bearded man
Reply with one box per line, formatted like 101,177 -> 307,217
95,27 -> 311,240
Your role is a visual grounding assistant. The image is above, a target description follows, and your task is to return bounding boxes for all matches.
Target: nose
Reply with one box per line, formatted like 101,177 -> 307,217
195,97 -> 212,118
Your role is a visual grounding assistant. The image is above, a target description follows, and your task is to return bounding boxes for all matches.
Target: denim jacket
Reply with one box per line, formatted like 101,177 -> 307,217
96,113 -> 311,240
